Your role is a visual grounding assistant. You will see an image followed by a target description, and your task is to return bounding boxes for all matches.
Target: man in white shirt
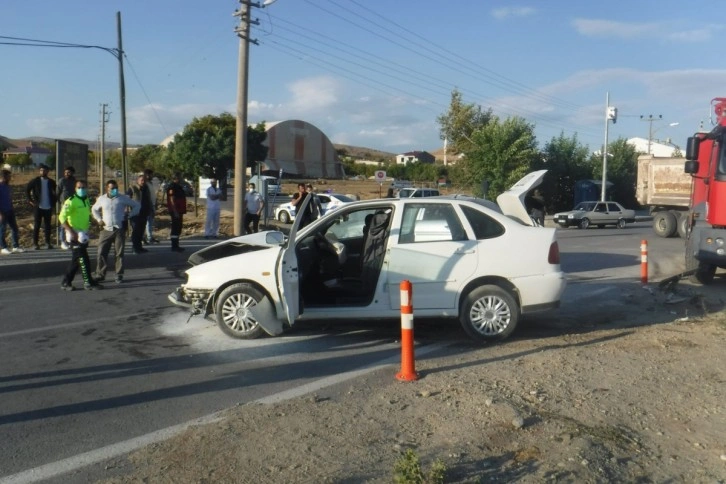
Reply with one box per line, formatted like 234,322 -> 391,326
205,178 -> 222,238
244,182 -> 264,233
92,179 -> 140,283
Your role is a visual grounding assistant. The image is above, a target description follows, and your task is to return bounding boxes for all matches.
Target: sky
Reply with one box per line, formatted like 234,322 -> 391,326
2,0 -> 726,155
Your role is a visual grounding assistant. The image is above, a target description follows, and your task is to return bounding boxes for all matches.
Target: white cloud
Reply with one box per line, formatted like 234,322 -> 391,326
572,18 -> 658,39
491,7 -> 536,20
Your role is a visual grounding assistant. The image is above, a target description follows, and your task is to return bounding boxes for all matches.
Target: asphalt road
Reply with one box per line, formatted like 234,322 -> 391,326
0,220 -> 688,483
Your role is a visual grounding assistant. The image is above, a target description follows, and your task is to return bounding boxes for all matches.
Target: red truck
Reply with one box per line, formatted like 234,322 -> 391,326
683,97 -> 726,283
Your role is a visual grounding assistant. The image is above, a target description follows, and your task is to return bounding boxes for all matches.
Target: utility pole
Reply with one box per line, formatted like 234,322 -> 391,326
233,1 -> 254,236
116,11 -> 128,193
99,103 -> 109,191
640,114 -> 663,155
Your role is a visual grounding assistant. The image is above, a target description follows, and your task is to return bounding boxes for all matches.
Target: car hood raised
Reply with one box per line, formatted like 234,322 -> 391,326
187,231 -> 284,266
496,170 -> 547,226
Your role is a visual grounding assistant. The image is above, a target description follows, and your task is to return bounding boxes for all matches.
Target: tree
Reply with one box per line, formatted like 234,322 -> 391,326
5,153 -> 32,167
128,144 -> 166,174
437,89 -> 493,154
165,114 -> 268,182
460,116 -> 538,198
538,132 -> 593,212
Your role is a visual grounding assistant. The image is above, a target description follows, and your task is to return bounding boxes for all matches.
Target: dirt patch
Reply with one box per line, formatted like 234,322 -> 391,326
96,281 -> 726,483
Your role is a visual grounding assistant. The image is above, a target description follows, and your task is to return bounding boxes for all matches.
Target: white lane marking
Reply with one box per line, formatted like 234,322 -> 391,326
0,342 -> 447,484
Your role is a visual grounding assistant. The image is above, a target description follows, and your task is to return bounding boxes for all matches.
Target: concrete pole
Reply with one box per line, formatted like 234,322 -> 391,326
116,11 -> 128,193
100,103 -> 107,191
233,2 -> 251,236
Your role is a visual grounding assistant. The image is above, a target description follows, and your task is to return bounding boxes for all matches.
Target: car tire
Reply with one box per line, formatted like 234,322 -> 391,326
215,283 -> 267,339
278,211 -> 291,224
459,285 -> 519,342
579,218 -> 590,229
653,211 -> 677,238
616,218 -> 626,229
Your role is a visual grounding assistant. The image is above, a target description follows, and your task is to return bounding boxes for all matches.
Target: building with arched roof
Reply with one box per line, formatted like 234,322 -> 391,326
261,120 -> 345,179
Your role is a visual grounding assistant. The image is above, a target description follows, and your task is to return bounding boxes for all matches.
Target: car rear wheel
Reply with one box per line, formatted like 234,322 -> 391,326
278,210 -> 291,224
459,285 -> 519,342
579,218 -> 590,229
215,283 -> 267,339
616,218 -> 627,229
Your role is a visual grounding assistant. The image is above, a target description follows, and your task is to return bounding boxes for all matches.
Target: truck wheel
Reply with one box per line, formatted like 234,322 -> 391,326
686,234 -> 715,284
653,211 -> 677,238
579,218 -> 590,229
677,214 -> 688,238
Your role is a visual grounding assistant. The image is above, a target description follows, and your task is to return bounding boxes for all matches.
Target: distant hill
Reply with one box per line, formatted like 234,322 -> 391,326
0,135 -> 121,151
333,143 -> 397,161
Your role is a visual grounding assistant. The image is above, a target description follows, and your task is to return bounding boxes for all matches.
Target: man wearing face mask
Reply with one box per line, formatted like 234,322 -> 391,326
59,180 -> 101,290
92,180 -> 140,283
26,163 -> 57,250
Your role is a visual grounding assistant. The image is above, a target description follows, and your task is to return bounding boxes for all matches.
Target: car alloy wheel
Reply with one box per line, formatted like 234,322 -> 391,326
215,283 -> 267,339
579,218 -> 590,229
278,210 -> 291,224
617,218 -> 626,229
459,284 -> 519,342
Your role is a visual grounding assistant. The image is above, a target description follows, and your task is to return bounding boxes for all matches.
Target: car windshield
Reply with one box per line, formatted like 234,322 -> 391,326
574,202 -> 597,211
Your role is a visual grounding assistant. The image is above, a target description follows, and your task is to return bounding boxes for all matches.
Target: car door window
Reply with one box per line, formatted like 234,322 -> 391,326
325,207 -> 380,240
317,195 -> 330,204
460,205 -> 504,239
595,203 -> 607,212
399,203 -> 466,243
607,203 -> 620,212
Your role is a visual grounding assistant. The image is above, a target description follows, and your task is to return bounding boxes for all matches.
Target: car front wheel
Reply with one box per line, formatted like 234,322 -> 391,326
278,210 -> 291,224
215,283 -> 267,339
617,218 -> 627,229
459,285 -> 519,342
579,218 -> 590,229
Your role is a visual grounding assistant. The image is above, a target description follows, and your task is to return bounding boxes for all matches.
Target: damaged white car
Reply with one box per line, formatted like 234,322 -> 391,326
168,170 -> 566,342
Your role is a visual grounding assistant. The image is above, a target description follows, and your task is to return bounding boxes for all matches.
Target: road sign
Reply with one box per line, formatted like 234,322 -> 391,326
374,170 -> 386,183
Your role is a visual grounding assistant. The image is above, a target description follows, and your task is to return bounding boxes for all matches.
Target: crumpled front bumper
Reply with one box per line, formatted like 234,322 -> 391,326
168,286 -> 213,315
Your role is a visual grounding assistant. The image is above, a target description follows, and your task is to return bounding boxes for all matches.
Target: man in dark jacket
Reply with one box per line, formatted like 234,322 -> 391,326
127,174 -> 152,254
166,173 -> 187,252
26,163 -> 57,249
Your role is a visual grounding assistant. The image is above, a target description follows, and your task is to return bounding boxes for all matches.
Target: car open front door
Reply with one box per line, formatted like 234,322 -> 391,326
276,192 -> 310,327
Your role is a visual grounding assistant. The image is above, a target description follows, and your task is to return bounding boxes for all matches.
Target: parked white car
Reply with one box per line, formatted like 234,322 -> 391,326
274,193 -> 355,224
169,170 -> 566,343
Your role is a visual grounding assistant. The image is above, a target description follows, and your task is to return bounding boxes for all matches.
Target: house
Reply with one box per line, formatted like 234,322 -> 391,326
395,150 -> 435,166
1,141 -> 52,167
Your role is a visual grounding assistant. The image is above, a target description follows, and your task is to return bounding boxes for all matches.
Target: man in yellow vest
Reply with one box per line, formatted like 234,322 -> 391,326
59,180 -> 102,291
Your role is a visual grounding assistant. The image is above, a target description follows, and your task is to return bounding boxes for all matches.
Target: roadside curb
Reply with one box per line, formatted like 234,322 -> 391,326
0,237 -> 217,282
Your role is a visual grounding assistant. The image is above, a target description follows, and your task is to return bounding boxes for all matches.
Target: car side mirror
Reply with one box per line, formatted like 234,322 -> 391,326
265,231 -> 285,245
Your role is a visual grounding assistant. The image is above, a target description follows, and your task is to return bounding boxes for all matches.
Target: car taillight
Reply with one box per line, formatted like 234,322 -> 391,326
548,241 -> 560,264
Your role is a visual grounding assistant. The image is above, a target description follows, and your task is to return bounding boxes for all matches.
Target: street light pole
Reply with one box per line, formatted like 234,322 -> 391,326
116,11 -> 128,193
601,92 -> 617,202
640,114 -> 663,155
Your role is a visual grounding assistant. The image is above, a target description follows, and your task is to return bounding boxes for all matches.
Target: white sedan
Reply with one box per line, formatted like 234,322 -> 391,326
169,170 -> 566,343
274,193 -> 355,224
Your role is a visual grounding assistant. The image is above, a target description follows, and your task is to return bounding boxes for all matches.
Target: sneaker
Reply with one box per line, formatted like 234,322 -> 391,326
61,242 -> 70,250
46,244 -> 54,250
61,282 -> 74,291
12,247 -> 24,253
93,273 -> 105,282
34,244 -> 40,250
84,283 -> 103,291
150,238 -> 161,244
0,248 -> 11,255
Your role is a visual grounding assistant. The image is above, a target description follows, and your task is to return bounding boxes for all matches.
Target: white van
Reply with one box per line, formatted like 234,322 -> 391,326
249,175 -> 281,195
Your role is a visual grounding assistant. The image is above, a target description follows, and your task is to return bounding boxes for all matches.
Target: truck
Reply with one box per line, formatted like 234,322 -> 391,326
249,175 -> 281,195
635,154 -> 692,238
682,97 -> 726,284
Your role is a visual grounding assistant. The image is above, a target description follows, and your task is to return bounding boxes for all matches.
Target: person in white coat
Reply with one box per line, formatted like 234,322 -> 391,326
205,178 -> 222,238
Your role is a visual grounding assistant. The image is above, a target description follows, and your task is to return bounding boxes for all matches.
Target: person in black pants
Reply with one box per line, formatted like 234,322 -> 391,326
127,174 -> 151,254
166,173 -> 187,252
26,164 -> 57,250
